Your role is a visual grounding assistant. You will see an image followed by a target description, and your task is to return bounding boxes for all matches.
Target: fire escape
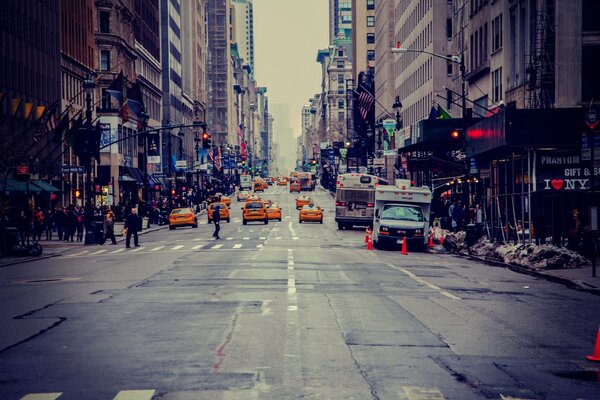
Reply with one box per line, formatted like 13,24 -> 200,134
526,0 -> 555,109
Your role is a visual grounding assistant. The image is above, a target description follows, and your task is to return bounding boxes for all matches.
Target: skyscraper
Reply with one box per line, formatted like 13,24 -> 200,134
231,0 -> 255,76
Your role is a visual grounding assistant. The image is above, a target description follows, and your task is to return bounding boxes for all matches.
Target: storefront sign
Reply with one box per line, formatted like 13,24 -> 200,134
537,151 -> 599,191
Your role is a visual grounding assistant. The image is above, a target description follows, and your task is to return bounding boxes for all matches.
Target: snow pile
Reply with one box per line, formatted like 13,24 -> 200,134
430,226 -> 450,243
442,233 -> 589,271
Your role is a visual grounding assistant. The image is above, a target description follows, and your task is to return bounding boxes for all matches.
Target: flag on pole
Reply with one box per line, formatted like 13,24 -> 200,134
106,71 -> 125,104
208,146 -> 215,164
214,146 -> 222,171
11,98 -> 22,117
39,102 -> 59,134
357,87 -> 375,122
236,124 -> 244,141
51,113 -> 71,144
428,102 -> 453,120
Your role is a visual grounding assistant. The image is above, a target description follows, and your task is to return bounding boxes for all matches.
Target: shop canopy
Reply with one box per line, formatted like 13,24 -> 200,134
1,179 -> 59,193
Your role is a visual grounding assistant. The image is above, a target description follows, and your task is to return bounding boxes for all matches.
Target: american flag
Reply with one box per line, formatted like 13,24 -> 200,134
357,87 -> 375,122
40,102 -> 59,135
236,124 -> 244,141
208,146 -> 215,164
214,146 -> 222,171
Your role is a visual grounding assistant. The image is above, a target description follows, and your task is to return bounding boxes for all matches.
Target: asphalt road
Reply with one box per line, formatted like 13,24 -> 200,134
1,185 -> 599,399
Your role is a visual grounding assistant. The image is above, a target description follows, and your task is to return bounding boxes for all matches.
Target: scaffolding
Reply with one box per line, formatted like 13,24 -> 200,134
207,0 -> 229,143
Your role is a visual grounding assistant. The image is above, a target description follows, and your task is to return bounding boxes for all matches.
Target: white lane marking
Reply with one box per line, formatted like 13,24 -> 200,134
257,244 -> 263,248
259,237 -> 266,240
130,246 -> 145,252
193,238 -> 202,241
150,246 -> 165,251
243,237 -> 250,240
289,221 -> 297,237
212,244 -> 223,249
68,251 -> 89,257
171,245 -> 184,250
403,386 -> 445,400
387,263 -> 461,300
226,237 -> 234,240
292,237 -> 299,240
110,248 -> 126,254
191,244 -> 203,250
89,249 -> 107,255
233,244 -> 243,249
275,237 -> 282,240
287,249 -> 298,309
20,394 -> 63,400
113,390 -> 156,400
285,216 -> 291,219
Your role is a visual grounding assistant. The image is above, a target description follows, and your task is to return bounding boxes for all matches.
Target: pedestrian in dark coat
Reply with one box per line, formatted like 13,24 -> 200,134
75,209 -> 85,242
212,205 -> 221,239
32,208 -> 44,241
45,209 -> 55,240
16,210 -> 30,246
65,207 -> 77,242
55,208 -> 66,240
124,208 -> 140,248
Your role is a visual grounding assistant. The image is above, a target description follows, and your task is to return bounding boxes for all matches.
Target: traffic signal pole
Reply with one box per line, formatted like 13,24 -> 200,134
83,73 -> 96,245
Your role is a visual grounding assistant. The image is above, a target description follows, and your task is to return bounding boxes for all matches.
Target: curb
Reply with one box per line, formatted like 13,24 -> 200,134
462,253 -> 600,297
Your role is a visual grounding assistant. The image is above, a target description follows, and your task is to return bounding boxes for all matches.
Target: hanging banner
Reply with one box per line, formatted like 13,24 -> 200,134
147,131 -> 160,163
382,118 -> 396,150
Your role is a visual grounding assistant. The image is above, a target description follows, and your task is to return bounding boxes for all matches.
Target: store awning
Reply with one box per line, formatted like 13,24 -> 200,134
30,180 -> 60,192
118,175 -> 137,182
126,167 -> 145,183
0,179 -> 28,193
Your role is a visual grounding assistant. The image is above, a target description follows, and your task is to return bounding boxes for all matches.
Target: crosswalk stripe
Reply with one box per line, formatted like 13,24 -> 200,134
233,244 -> 242,249
275,237 -> 282,240
69,251 -> 89,257
89,249 -> 107,255
226,237 -> 234,240
130,246 -> 145,252
171,245 -> 184,250
150,246 -> 164,251
212,244 -> 223,249
110,248 -> 126,254
257,244 -> 263,248
191,244 -> 203,250
113,390 -> 156,400
243,237 -> 250,240
259,237 -> 266,240
403,386 -> 445,400
21,394 -> 62,400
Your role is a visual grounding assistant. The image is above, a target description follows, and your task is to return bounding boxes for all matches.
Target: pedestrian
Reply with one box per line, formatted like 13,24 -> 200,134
32,207 -> 44,241
65,206 -> 77,242
102,209 -> 117,245
16,210 -> 30,246
124,208 -> 140,248
212,205 -> 221,239
450,199 -> 463,232
45,208 -> 55,240
75,208 -> 85,242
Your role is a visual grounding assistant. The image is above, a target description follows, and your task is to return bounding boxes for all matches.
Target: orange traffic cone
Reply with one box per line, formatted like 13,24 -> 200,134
366,236 -> 373,251
427,233 -> 434,248
365,227 -> 371,243
587,325 -> 600,361
401,237 -> 408,255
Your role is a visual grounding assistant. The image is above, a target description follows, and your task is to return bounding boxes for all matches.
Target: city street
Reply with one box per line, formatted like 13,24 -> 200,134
0,186 -> 599,400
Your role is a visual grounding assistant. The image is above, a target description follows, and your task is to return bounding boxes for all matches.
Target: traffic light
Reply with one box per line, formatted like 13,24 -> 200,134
73,189 -> 81,199
311,159 -> 317,166
202,132 -> 211,149
241,160 -> 246,167
450,129 -> 462,140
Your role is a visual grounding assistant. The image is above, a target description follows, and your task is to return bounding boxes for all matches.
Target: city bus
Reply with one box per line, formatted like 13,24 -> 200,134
298,172 -> 315,191
335,173 -> 388,230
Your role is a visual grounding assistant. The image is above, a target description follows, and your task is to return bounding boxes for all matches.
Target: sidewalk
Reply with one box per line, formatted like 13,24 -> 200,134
0,222 -> 169,268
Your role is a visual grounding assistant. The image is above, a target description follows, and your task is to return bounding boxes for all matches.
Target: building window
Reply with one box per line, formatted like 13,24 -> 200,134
366,33 -> 375,44
492,14 -> 502,52
446,19 -> 452,39
337,60 -> 345,68
99,11 -> 110,33
338,74 -> 345,84
338,49 -> 344,57
367,50 -> 375,61
367,16 -> 374,27
100,50 -> 110,71
367,0 -> 375,10
338,100 -> 345,109
446,56 -> 453,76
492,68 -> 503,102
101,89 -> 111,110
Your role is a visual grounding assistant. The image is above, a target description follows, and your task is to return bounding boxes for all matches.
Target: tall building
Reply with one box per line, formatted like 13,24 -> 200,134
327,38 -> 353,147
60,0 -> 95,206
329,0 -> 353,45
374,0 -> 394,123
351,0 -> 375,82
231,0 -> 255,76
207,0 -> 235,145
394,0 -> 456,135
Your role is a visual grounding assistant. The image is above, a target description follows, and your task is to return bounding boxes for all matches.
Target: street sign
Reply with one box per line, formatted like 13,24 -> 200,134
175,160 -> 187,169
147,156 -> 161,164
153,173 -> 166,178
373,158 -> 385,167
61,165 -> 87,173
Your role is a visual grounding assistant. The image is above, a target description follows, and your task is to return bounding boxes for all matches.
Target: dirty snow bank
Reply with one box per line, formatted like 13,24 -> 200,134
442,233 -> 589,270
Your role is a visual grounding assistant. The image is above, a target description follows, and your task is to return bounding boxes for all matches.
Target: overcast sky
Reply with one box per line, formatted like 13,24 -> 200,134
253,0 -> 329,173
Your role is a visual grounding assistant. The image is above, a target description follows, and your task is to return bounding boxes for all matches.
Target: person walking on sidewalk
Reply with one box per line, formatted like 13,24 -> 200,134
212,205 -> 221,239
124,208 -> 140,248
102,210 -> 117,245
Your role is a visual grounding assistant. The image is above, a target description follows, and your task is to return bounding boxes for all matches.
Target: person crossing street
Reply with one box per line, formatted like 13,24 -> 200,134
212,205 -> 221,240
124,208 -> 140,248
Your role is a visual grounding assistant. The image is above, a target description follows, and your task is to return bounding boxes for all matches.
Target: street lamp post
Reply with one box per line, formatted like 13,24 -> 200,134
82,73 -> 96,245
140,109 -> 150,220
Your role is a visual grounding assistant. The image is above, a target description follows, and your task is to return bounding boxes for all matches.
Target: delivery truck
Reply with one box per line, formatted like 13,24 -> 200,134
371,179 -> 432,251
240,175 -> 252,191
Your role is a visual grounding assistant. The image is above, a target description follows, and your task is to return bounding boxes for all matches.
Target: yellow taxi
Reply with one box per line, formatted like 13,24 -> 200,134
237,191 -> 250,201
277,179 -> 287,186
266,203 -> 282,221
220,195 -> 232,206
245,194 -> 262,203
299,203 -> 324,224
296,195 -> 312,210
207,202 -> 231,223
169,208 -> 198,230
242,200 -> 268,225
253,181 -> 265,192
290,182 -> 301,193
